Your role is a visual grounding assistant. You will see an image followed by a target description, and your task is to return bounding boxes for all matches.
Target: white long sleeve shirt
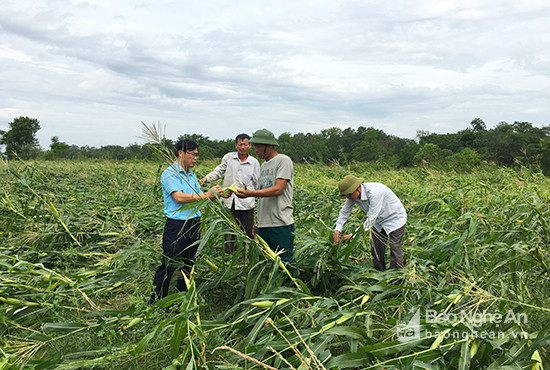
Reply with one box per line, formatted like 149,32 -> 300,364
335,182 -> 407,234
203,152 -> 260,210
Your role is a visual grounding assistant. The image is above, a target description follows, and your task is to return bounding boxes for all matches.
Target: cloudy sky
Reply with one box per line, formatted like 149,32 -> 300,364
1,0 -> 549,148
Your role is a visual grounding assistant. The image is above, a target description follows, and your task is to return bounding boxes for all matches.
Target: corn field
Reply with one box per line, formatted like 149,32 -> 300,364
1,156 -> 549,369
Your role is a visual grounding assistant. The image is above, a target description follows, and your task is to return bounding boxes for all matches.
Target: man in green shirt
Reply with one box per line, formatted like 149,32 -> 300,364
236,129 -> 294,262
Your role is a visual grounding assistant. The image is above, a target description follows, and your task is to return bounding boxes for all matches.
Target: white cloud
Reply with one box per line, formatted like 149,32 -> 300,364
0,0 -> 549,148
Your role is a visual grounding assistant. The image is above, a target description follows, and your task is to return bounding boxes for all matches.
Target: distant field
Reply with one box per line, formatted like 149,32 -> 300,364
1,159 -> 548,369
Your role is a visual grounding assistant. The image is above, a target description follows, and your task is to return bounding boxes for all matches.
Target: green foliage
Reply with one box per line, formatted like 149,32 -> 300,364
0,116 -> 41,159
44,136 -> 70,160
1,157 -> 549,368
470,118 -> 487,132
414,143 -> 453,166
4,116 -> 548,173
446,148 -> 481,171
177,133 -> 235,160
539,137 -> 550,176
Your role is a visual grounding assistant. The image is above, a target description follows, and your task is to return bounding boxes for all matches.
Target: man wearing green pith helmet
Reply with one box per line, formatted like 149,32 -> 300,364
236,129 -> 294,262
333,175 -> 407,271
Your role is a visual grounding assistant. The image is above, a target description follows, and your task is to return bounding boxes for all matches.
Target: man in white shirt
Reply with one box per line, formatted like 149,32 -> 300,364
333,175 -> 407,271
200,134 -> 260,253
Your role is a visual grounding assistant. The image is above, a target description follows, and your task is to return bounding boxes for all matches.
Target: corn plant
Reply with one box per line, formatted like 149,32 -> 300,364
1,142 -> 548,369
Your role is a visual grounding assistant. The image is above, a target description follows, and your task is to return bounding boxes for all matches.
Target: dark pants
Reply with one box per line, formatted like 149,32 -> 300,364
224,204 -> 255,253
257,224 -> 295,263
370,225 -> 405,271
150,217 -> 200,304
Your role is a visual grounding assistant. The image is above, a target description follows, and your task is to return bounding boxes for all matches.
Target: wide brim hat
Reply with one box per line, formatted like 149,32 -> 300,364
338,175 -> 364,197
249,129 -> 278,146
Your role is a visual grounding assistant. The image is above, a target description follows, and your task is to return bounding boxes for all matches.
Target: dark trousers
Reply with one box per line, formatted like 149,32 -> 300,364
370,225 -> 405,271
257,224 -> 295,263
224,204 -> 255,253
150,217 -> 200,304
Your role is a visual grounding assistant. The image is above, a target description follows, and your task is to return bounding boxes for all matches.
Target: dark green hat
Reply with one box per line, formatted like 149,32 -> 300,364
338,175 -> 364,197
249,129 -> 278,146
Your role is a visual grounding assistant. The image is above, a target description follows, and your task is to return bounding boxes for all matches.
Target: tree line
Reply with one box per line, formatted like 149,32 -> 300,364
1,116 -> 549,174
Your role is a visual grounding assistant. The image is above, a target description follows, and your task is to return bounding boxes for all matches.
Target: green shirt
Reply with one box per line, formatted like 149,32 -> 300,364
256,154 -> 294,227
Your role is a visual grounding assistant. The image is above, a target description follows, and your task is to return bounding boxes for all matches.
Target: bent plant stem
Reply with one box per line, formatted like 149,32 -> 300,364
256,235 -> 302,292
1,188 -> 27,219
212,346 -> 278,370
268,313 -> 328,369
11,322 -> 105,365
202,296 -> 325,336
6,163 -> 82,247
23,259 -> 100,311
284,312 -> 327,370
204,306 -> 272,335
456,274 -> 550,314
365,338 -> 468,369
266,317 -> 309,365
47,200 -> 82,248
241,310 -> 366,368
268,346 -> 296,369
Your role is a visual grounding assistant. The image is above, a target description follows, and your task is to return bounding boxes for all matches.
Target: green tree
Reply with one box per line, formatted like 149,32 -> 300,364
446,148 -> 481,171
0,116 -> 41,159
539,137 -> 550,176
277,132 -> 293,160
178,134 -> 217,159
398,140 -> 420,167
470,118 -> 487,132
44,136 -> 70,159
419,131 -> 463,153
487,121 -> 536,166
320,127 -> 343,161
352,127 -> 388,162
414,143 -> 452,166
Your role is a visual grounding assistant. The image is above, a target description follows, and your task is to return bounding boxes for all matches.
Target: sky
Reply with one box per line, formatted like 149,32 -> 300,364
1,0 -> 549,149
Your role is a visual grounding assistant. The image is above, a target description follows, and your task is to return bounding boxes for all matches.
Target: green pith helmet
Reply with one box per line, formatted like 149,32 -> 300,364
338,175 -> 364,197
249,129 -> 278,146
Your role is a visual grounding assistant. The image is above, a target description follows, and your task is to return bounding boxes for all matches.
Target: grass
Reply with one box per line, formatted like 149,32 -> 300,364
1,156 -> 549,369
